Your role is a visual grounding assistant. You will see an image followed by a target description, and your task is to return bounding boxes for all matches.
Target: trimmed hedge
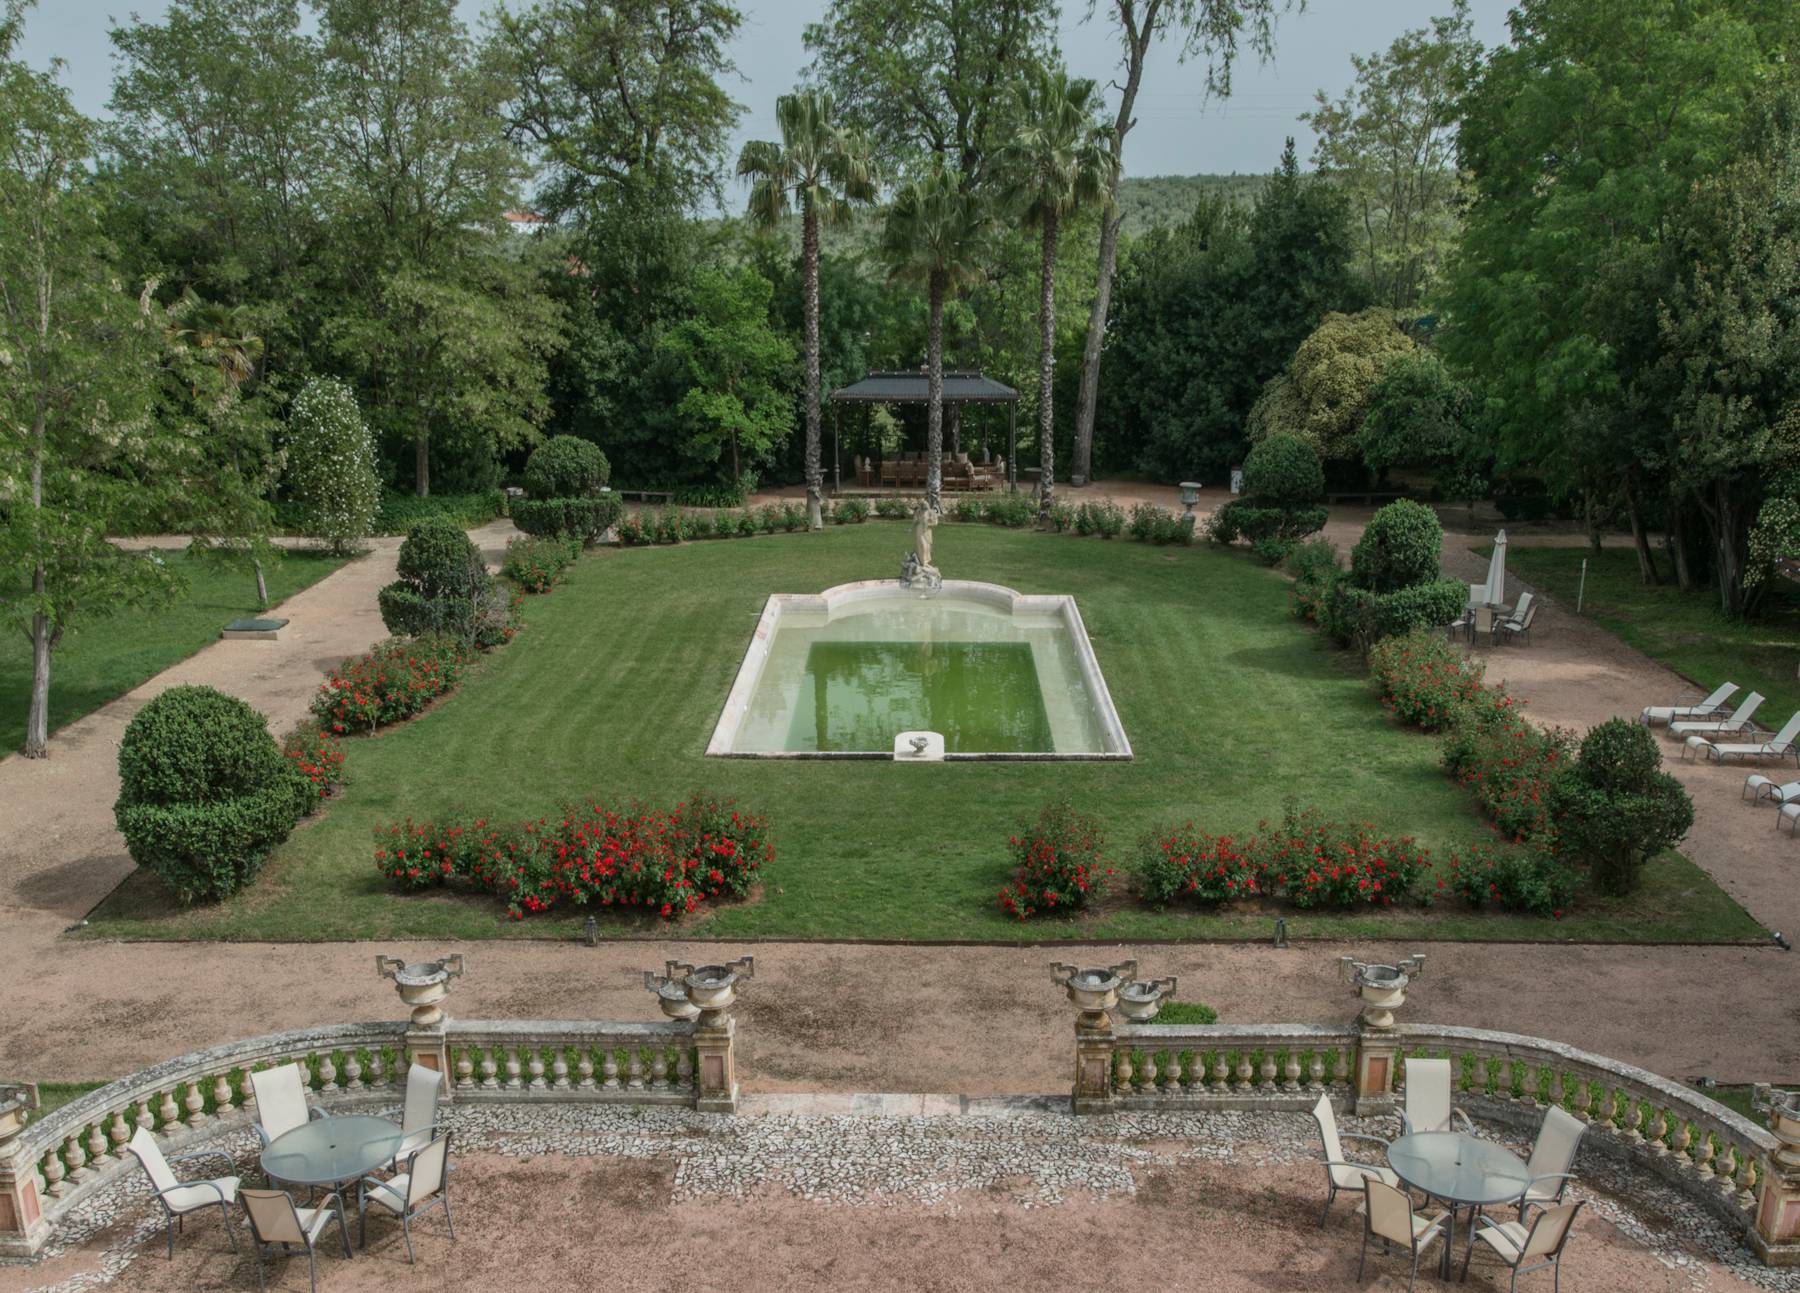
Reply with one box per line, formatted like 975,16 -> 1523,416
511,494 -> 624,543
1242,433 -> 1325,508
1350,499 -> 1442,594
114,686 -> 307,904
380,518 -> 512,648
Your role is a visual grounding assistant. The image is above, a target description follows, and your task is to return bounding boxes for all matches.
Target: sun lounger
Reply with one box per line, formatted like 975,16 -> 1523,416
1698,713 -> 1800,765
1670,692 -> 1763,738
1642,682 -> 1737,727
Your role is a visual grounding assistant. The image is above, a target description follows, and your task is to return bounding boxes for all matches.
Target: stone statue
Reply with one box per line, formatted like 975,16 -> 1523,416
900,500 -> 942,589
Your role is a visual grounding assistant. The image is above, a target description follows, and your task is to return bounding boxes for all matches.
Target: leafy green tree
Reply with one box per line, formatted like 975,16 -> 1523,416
1301,0 -> 1478,310
997,66 -> 1116,521
880,169 -> 990,511
738,91 -> 878,529
1550,718 -> 1693,896
106,0 -> 326,369
1654,85 -> 1800,618
0,4 -> 178,756
318,0 -> 562,496
1071,0 -> 1296,485
804,0 -> 1057,189
283,377 -> 381,555
656,268 -> 797,485
1355,350 -> 1490,516
1247,307 -> 1413,461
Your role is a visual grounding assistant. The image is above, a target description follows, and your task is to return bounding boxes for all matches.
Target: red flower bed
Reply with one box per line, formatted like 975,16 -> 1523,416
310,634 -> 472,734
1443,713 -> 1570,843
1367,629 -> 1508,733
998,802 -> 1115,920
282,720 -> 346,806
375,794 -> 771,921
1136,826 -> 1263,906
1439,841 -> 1576,917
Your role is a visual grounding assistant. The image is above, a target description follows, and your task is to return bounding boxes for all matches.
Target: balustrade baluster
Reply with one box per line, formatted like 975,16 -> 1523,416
318,1053 -> 339,1094
627,1051 -> 646,1091
1596,1088 -> 1618,1130
1117,1051 -> 1133,1091
1208,1051 -> 1228,1093
1282,1052 -> 1301,1092
1307,1052 -> 1325,1091
135,1097 -> 155,1135
578,1051 -> 595,1090
158,1089 -> 179,1130
480,1049 -> 499,1089
41,1148 -> 66,1198
1140,1052 -> 1157,1092
215,1070 -> 235,1112
1258,1053 -> 1277,1092
109,1110 -> 131,1156
677,1048 -> 693,1090
1624,1099 -> 1645,1142
64,1135 -> 88,1183
552,1049 -> 571,1090
651,1049 -> 669,1091
343,1053 -> 363,1092
1737,1155 -> 1759,1210
1649,1110 -> 1671,1157
184,1082 -> 206,1129
504,1049 -> 523,1090
368,1050 -> 387,1089
455,1049 -> 475,1090
527,1048 -> 547,1090
85,1122 -> 108,1167
1693,1132 -> 1716,1182
1234,1052 -> 1253,1091
603,1050 -> 621,1090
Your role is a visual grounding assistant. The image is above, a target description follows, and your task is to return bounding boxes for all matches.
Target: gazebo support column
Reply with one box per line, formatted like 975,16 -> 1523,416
1007,403 -> 1018,493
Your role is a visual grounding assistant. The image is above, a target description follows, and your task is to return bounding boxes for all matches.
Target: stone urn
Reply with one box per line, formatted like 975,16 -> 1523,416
1339,954 -> 1425,1031
376,953 -> 465,1028
0,1083 -> 37,1141
671,957 -> 753,1028
1756,1086 -> 1800,1170
1116,976 -> 1178,1023
1051,961 -> 1138,1029
642,965 -> 701,1022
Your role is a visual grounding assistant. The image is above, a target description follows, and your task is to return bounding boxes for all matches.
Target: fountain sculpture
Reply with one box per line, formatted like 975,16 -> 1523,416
899,500 -> 942,589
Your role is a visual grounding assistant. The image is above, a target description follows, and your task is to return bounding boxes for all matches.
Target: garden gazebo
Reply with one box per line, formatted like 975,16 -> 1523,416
827,368 -> 1020,494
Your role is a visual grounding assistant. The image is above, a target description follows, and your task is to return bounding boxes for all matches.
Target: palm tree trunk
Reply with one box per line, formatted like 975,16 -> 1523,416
802,201 -> 825,531
926,270 -> 945,514
1036,211 -> 1059,522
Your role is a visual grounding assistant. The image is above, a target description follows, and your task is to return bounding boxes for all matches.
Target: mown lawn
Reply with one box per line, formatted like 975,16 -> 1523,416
1,547 -> 348,753
1507,546 -> 1800,721
85,525 -> 1760,944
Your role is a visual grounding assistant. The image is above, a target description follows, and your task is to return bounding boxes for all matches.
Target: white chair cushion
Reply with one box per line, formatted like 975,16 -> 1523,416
1410,1212 -> 1446,1243
294,1206 -> 336,1244
1477,1218 -> 1529,1263
163,1176 -> 239,1213
364,1174 -> 409,1215
1330,1163 -> 1399,1190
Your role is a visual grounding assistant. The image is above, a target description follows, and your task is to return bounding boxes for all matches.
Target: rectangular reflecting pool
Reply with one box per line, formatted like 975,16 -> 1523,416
707,580 -> 1131,760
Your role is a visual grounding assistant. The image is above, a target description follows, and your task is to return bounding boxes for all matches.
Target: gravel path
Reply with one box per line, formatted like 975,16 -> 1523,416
0,503 -> 1796,1100
0,1103 -> 1771,1293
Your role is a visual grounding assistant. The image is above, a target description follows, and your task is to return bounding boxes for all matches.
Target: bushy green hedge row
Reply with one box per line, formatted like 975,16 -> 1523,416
511,494 -> 624,543
379,518 -> 513,649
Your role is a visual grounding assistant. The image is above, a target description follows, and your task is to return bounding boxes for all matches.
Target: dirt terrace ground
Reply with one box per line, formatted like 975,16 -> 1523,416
1,495 -> 1796,1095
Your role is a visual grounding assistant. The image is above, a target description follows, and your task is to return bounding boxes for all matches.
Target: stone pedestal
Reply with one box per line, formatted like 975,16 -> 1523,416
0,1084 -> 47,1258
1354,1024 -> 1400,1117
1753,1089 -> 1800,1264
378,954 -> 464,1098
405,1027 -> 453,1097
1072,1020 -> 1117,1115
693,1019 -> 739,1114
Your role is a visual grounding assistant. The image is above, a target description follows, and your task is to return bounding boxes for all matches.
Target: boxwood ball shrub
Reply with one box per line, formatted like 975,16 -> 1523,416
1350,499 -> 1442,594
1548,718 -> 1694,895
510,494 -> 623,544
115,686 -> 308,903
1242,432 -> 1325,508
524,435 -> 610,499
282,376 -> 381,554
379,517 -> 512,647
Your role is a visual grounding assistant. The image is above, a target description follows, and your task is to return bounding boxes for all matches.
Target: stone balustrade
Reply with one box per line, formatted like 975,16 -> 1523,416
1111,1024 -> 1361,1111
445,1022 -> 698,1105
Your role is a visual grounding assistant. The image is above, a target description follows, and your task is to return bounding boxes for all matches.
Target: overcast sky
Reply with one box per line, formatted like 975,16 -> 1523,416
16,0 -> 1514,194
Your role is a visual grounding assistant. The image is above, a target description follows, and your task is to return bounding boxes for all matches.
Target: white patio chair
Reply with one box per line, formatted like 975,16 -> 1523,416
249,1061 -> 325,1147
393,1062 -> 443,1163
1701,712 -> 1800,766
1359,1178 -> 1447,1293
125,1126 -> 240,1260
1401,1057 -> 1474,1136
1310,1093 -> 1398,1226
358,1131 -> 454,1263
240,1187 -> 350,1293
1742,775 -> 1800,805
1490,592 -> 1537,646
1459,1199 -> 1584,1291
1670,691 -> 1764,739
1643,681 -> 1737,727
1518,1105 -> 1586,1219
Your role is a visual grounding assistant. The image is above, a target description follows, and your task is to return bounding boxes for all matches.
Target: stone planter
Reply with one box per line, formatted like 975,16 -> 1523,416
642,967 -> 701,1022
1051,961 -> 1137,1029
671,957 -> 754,1028
1339,954 -> 1425,1031
0,1085 -> 36,1143
1116,977 -> 1177,1023
376,954 -> 465,1028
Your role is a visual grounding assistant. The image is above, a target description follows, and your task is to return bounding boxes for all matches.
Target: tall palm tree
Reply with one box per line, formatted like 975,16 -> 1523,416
166,289 -> 264,391
999,67 -> 1117,523
738,92 -> 878,530
880,168 -> 989,514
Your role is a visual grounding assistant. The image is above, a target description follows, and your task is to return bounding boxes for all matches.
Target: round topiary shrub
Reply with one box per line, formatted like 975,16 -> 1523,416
510,494 -> 623,544
114,686 -> 305,904
1549,718 -> 1694,895
395,516 -> 488,600
1350,498 -> 1442,594
524,435 -> 610,500
1242,432 -> 1325,509
283,377 -> 381,555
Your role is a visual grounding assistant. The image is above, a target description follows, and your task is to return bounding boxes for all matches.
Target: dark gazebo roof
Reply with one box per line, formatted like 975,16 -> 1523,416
827,369 -> 1018,404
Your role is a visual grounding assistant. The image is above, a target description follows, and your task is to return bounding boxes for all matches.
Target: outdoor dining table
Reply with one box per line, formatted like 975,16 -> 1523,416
260,1114 -> 404,1255
1386,1130 -> 1531,1280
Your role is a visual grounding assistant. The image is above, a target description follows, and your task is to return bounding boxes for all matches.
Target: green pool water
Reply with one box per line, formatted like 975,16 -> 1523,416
784,640 -> 1053,753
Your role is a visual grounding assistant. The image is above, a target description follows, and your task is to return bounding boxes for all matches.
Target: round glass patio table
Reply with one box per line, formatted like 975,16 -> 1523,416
261,1115 -> 403,1253
1387,1132 -> 1530,1280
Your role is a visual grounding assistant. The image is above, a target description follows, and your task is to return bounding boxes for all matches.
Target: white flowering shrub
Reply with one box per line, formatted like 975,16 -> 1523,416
284,377 -> 380,554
